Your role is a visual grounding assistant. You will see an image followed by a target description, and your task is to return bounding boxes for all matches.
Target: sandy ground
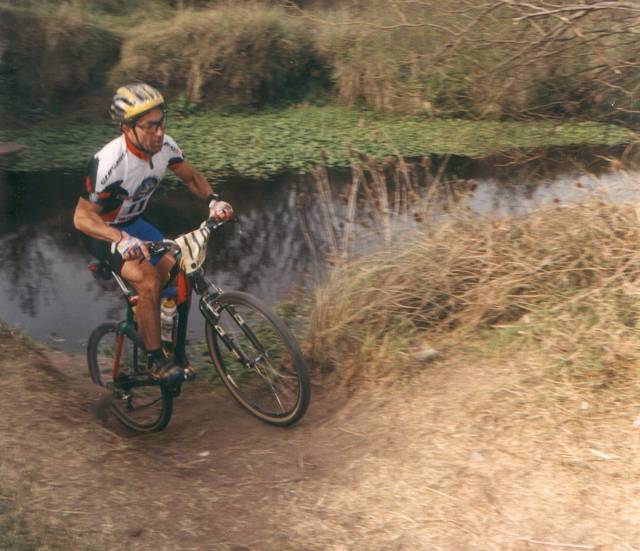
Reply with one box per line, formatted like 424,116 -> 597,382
1,328 -> 640,550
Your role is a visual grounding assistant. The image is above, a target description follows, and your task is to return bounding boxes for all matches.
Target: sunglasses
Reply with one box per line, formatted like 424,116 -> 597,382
135,112 -> 167,133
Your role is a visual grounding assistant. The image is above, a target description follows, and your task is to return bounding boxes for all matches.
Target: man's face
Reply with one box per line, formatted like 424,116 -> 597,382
124,107 -> 166,155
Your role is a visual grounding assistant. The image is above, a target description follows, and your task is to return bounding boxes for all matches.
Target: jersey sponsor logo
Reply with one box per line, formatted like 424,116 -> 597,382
131,176 -> 158,200
117,177 -> 158,220
99,150 -> 126,188
163,140 -> 181,155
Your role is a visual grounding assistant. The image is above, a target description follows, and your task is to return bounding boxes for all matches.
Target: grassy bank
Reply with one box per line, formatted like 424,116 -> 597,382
1,106 -> 634,178
309,172 -> 640,395
0,3 -> 119,114
1,1 -> 637,180
1,2 -> 638,124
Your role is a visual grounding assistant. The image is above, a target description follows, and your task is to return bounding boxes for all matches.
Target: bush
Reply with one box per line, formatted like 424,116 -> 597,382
309,164 -> 640,378
0,5 -> 120,109
312,9 -> 441,115
311,1 -> 640,122
113,3 -> 329,108
1,0 -> 638,122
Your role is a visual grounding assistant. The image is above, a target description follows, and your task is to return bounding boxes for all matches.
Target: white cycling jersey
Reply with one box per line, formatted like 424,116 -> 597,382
82,133 -> 184,225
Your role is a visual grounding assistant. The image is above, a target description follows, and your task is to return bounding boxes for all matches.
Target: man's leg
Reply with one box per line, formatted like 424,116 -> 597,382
155,253 -> 176,293
121,259 -> 162,351
121,258 -> 182,381
87,231 -> 164,350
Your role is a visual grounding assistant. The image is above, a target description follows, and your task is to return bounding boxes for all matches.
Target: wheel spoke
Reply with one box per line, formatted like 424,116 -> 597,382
88,323 -> 172,432
252,360 -> 286,412
204,291 -> 310,426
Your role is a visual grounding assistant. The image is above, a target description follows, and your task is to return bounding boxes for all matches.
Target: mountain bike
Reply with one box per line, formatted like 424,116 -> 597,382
86,218 -> 311,432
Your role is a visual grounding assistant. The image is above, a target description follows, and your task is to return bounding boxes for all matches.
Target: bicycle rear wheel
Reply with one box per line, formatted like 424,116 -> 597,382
204,291 -> 310,426
87,322 -> 173,432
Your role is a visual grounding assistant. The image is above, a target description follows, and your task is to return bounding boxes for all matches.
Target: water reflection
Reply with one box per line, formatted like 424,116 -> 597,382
0,170 -> 332,351
0,155 -> 638,352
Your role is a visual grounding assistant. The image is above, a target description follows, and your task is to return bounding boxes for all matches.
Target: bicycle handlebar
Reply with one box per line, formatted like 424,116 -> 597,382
146,218 -> 229,258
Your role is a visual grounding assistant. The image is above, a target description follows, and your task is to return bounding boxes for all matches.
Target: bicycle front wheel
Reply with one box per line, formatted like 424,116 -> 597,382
87,322 -> 173,432
205,291 -> 310,426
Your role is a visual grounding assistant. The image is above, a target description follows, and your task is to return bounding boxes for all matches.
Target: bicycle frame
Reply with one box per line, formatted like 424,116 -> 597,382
102,272 -> 138,382
102,220 -> 226,382
88,217 -> 311,429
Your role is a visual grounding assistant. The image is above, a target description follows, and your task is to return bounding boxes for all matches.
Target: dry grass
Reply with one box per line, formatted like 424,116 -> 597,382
276,344 -> 640,548
311,8 -> 437,114
113,2 -> 324,107
2,1 -> 638,120
296,161 -> 640,546
303,0 -> 640,120
309,160 -> 640,394
0,3 -> 120,107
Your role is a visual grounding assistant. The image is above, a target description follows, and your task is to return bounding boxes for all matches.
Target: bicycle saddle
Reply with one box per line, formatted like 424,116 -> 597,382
87,259 -> 113,281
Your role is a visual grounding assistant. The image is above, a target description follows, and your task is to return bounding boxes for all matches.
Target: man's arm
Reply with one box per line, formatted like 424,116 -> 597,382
73,197 -> 122,242
171,160 -> 234,221
171,159 -> 213,200
73,198 -> 150,260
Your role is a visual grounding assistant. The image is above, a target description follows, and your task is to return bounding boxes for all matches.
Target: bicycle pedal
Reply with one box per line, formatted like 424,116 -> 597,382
183,367 -> 197,382
113,388 -> 131,401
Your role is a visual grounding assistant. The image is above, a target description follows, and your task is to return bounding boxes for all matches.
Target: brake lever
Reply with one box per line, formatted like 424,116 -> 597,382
205,217 -> 240,230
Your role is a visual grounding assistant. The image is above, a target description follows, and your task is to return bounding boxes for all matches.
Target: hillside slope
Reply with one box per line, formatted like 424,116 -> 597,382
1,325 -> 639,549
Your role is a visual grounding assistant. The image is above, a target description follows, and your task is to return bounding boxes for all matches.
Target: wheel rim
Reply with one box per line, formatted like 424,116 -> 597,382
212,301 -> 303,419
93,326 -> 168,430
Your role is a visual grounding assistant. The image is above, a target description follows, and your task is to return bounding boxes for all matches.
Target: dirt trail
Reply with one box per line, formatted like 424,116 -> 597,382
2,331 -> 640,550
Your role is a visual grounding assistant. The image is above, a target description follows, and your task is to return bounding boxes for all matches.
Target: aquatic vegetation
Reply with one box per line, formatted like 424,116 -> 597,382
1,106 -> 633,179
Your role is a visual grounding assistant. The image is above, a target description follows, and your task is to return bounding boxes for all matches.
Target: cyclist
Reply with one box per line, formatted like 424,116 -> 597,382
73,83 -> 233,382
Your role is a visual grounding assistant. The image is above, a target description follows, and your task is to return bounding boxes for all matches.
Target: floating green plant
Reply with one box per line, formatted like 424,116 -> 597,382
1,106 -> 633,180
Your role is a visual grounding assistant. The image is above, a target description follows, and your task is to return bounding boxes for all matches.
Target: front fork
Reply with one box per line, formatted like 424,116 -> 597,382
193,271 -> 262,369
193,270 -> 223,326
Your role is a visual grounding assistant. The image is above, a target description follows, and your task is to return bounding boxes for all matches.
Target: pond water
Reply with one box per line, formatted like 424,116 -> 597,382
1,155 -> 638,352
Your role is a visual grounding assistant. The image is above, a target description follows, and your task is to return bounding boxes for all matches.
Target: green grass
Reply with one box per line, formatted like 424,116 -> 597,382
1,105 -> 634,179
466,325 -> 530,360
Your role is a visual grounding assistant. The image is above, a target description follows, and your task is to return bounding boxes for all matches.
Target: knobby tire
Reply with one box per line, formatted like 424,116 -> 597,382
204,291 -> 310,426
87,322 -> 173,432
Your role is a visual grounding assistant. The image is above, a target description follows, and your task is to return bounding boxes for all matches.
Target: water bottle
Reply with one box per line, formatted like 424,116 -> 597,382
160,297 -> 177,344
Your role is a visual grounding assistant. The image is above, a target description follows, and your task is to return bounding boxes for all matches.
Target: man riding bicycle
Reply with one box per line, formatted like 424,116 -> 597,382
73,83 -> 234,383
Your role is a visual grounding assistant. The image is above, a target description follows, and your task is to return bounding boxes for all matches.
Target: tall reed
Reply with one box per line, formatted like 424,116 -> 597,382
308,160 -> 640,385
